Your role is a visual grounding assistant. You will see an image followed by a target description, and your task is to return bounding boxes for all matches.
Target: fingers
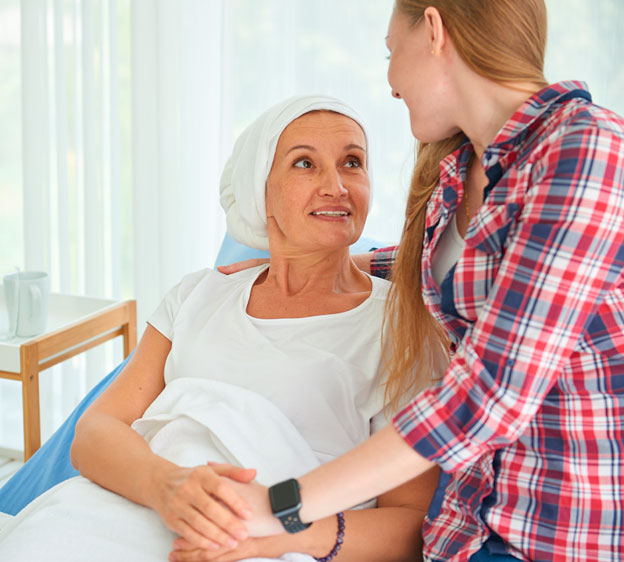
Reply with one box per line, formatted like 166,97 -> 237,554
169,545 -> 221,562
207,462 -> 257,484
175,519 -> 224,552
191,485 -> 249,541
169,548 -> 200,562
216,258 -> 268,275
169,549 -> 202,562
158,466 -> 250,551
169,547 -> 227,562
199,469 -> 253,521
173,537 -> 196,550
169,537 -> 232,562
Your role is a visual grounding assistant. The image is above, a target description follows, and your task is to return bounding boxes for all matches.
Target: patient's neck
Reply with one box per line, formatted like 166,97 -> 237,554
247,247 -> 371,319
267,248 -> 365,294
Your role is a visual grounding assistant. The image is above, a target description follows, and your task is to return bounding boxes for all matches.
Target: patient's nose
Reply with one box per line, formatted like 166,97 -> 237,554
319,169 -> 348,198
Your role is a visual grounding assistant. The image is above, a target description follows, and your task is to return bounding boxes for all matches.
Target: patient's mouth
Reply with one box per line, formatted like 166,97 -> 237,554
310,211 -> 350,217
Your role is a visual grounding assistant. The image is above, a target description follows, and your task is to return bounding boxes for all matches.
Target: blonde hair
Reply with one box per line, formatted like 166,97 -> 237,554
383,0 -> 548,412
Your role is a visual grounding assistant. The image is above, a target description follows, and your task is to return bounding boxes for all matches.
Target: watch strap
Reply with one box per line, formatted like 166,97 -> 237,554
279,512 -> 312,533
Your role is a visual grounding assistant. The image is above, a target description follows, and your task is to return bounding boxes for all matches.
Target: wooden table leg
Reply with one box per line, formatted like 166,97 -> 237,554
122,300 -> 137,358
21,343 -> 41,461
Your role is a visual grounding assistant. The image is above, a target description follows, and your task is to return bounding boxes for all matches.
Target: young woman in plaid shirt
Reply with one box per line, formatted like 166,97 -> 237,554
209,1 -> 624,561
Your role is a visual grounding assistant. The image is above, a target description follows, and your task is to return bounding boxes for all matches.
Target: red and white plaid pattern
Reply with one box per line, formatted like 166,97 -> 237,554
373,82 -> 624,561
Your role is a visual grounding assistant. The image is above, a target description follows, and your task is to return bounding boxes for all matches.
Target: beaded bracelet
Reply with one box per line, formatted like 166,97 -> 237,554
314,511 -> 345,562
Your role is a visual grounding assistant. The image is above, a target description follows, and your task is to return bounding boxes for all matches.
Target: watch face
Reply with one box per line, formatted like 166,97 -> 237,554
269,479 -> 301,515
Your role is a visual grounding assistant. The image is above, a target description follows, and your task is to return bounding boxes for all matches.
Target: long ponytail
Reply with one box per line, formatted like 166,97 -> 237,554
383,0 -> 548,409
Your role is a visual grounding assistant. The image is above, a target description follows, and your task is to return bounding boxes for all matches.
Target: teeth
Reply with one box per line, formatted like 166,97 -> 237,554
311,211 -> 349,216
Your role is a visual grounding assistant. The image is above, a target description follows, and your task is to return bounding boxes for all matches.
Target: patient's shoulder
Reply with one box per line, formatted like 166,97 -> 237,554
223,264 -> 269,282
182,263 -> 264,284
175,267 -> 219,298
176,264 -> 266,300
367,273 -> 392,301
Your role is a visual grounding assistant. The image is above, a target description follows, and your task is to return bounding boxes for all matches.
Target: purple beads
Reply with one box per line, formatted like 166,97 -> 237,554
315,511 -> 345,562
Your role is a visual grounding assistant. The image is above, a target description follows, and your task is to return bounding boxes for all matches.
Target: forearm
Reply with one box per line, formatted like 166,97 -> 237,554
198,506 -> 426,562
167,427 -> 437,557
71,412 -> 175,510
298,507 -> 425,562
298,425 -> 434,525
238,426 -> 433,538
351,252 -> 373,274
369,246 -> 398,279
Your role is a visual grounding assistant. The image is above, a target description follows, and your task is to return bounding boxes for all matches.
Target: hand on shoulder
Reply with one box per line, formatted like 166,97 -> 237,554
217,259 -> 269,275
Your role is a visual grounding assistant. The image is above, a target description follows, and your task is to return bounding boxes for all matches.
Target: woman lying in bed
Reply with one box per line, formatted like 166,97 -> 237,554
0,95 -> 438,562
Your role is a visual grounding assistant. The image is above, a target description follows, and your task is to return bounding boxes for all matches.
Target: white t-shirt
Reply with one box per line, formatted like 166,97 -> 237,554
0,265 -> 393,562
431,213 -> 466,287
148,264 -> 392,465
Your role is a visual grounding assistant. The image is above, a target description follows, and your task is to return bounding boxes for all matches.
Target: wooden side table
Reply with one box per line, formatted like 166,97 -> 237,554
0,294 -> 137,461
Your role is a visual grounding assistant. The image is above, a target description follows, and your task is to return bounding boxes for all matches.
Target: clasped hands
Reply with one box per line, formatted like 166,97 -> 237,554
150,462 -> 286,562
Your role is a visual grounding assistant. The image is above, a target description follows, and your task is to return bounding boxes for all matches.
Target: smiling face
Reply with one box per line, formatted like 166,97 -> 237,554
385,8 -> 461,142
265,111 -> 369,254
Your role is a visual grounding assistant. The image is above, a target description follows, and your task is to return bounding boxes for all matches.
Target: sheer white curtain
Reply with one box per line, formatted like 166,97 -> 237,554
130,0 -> 230,330
546,0 -> 624,117
19,0 -> 123,300
0,0 -> 622,452
0,0 -> 404,451
0,0 -> 132,451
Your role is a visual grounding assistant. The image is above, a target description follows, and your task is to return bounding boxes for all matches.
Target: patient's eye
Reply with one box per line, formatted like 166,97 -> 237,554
345,157 -> 362,168
294,158 -> 313,169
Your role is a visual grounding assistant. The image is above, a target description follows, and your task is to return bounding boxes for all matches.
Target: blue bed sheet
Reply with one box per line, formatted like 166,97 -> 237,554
0,357 -> 130,515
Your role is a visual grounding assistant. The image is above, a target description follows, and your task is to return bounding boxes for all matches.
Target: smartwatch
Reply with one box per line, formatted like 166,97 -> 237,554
268,478 -> 312,533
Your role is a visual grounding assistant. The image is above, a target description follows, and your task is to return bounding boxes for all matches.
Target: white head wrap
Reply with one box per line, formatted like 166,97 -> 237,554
219,94 -> 369,250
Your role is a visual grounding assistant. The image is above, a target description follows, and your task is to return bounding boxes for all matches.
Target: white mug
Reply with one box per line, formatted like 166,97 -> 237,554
3,271 -> 50,338
0,265 -> 20,341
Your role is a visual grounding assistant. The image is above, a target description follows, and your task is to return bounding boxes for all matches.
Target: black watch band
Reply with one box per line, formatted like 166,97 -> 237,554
278,512 -> 312,533
268,478 -> 312,534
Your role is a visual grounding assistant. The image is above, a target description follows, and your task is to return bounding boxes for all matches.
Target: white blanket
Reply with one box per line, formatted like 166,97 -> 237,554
0,379 -> 324,561
0,511 -> 12,533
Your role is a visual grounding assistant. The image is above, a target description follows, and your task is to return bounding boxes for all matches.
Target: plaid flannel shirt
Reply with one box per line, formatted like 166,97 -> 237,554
372,82 -> 624,561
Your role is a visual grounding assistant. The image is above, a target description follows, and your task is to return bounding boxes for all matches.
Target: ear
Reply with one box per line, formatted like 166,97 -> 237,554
423,6 -> 446,56
265,181 -> 274,219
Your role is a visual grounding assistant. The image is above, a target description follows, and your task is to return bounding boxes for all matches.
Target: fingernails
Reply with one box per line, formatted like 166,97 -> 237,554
241,508 -> 253,520
235,526 -> 248,540
226,538 -> 238,549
